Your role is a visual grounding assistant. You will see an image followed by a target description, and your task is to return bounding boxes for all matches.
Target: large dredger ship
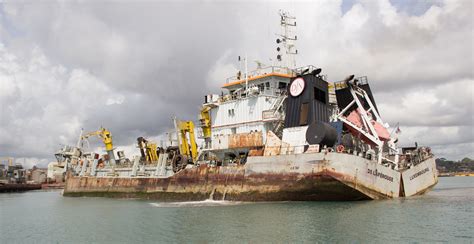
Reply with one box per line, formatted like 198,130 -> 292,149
60,11 -> 437,201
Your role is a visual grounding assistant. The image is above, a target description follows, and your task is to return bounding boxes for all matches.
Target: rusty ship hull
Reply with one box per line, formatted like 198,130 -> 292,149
63,152 -> 438,201
0,183 -> 42,193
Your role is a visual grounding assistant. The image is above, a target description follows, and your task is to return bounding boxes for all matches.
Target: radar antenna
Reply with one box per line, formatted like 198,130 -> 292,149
276,10 -> 297,69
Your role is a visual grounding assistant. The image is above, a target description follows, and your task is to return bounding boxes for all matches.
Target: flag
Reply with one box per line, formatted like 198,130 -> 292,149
396,126 -> 402,134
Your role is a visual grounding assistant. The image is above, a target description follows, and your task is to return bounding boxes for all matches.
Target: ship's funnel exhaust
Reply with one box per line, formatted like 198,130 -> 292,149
300,68 -> 310,75
311,68 -> 322,76
343,74 -> 355,83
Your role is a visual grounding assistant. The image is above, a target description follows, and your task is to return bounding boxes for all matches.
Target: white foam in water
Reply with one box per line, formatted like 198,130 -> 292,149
150,199 -> 245,208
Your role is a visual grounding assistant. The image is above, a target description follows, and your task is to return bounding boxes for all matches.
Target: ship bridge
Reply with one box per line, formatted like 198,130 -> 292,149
201,65 -> 322,156
216,65 -> 321,100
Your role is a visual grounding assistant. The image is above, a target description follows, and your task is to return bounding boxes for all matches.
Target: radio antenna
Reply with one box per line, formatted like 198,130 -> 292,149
276,10 -> 297,70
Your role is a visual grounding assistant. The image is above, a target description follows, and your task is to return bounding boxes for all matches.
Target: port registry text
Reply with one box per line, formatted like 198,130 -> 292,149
409,168 -> 430,181
367,168 -> 394,182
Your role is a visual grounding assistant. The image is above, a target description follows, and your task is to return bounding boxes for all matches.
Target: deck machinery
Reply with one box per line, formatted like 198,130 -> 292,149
60,11 -> 437,201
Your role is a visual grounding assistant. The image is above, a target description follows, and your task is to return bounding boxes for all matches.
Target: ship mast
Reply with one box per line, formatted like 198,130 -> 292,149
276,10 -> 297,70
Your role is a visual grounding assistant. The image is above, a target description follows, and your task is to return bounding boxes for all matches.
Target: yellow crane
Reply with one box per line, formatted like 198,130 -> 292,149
174,119 -> 198,162
200,106 -> 212,142
137,137 -> 159,162
81,127 -> 116,165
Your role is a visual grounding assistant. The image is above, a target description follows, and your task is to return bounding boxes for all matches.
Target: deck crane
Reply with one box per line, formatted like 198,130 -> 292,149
174,119 -> 198,163
137,137 -> 159,163
80,127 -> 116,165
199,106 -> 212,148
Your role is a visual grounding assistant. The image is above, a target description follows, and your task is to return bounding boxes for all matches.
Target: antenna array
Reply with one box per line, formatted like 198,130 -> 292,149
276,10 -> 297,69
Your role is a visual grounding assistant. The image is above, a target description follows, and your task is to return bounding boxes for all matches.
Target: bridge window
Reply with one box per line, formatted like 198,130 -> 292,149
278,82 -> 287,89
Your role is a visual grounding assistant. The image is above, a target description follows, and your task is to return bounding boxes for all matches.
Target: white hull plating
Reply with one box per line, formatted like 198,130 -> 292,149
246,152 -> 437,199
401,157 -> 438,196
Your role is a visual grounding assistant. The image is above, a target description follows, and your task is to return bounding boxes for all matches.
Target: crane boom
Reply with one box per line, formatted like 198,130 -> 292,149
81,127 -> 116,165
174,119 -> 198,162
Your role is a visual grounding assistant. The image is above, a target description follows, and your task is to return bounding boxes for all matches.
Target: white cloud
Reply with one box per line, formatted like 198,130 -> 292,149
206,49 -> 238,90
0,43 -> 119,163
106,95 -> 125,106
377,78 -> 473,127
0,0 -> 472,166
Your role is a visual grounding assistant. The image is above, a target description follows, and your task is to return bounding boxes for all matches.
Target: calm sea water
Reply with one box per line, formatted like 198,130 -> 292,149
1,177 -> 472,243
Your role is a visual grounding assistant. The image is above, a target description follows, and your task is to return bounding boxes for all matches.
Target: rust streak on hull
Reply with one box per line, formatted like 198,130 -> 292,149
64,166 -> 377,201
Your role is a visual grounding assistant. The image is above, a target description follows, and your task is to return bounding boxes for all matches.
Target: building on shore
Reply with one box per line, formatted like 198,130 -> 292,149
47,162 -> 65,183
28,167 -> 48,184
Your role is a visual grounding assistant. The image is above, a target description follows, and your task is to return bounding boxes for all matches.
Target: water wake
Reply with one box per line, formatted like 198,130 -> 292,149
149,199 -> 244,208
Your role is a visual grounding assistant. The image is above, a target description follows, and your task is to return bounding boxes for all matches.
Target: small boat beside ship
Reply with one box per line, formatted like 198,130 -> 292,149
59,11 -> 437,201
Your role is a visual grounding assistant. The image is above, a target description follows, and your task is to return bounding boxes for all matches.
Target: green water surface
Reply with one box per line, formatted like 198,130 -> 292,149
1,177 -> 472,243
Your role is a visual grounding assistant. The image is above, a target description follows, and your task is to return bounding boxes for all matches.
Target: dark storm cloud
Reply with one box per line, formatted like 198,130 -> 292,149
1,1 -> 247,162
4,2 -> 242,88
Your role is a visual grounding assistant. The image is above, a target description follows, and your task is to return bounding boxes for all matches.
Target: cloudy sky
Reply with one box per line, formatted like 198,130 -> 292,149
0,0 -> 472,168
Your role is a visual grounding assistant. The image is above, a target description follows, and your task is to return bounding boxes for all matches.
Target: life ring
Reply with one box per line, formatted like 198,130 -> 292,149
336,145 -> 345,153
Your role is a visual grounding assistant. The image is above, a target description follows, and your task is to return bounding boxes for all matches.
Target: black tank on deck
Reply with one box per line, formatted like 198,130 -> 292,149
306,121 -> 337,147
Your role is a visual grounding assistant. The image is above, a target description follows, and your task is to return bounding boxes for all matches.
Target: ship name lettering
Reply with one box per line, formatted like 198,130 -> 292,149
367,168 -> 394,182
409,168 -> 429,181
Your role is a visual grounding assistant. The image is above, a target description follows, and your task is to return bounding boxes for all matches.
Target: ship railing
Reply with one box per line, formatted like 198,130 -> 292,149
333,76 -> 369,90
356,76 -> 368,85
262,110 -> 283,120
224,65 -> 329,84
220,87 -> 287,103
225,66 -> 295,84
261,144 -> 391,165
400,147 -> 433,168
261,145 -> 321,155
293,65 -> 317,75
